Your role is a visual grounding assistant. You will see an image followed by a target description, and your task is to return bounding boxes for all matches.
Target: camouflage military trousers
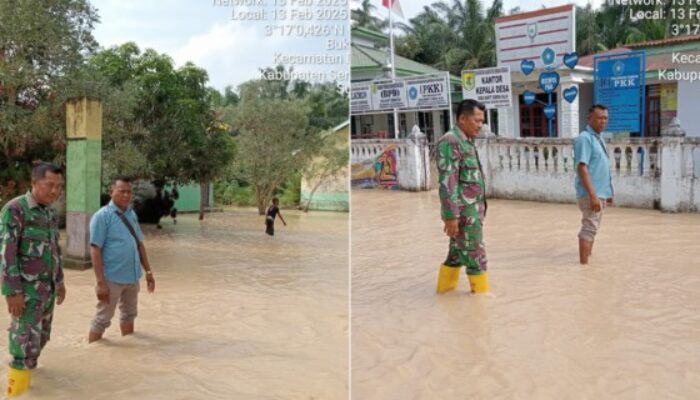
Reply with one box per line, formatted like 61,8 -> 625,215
8,283 -> 56,370
443,209 -> 488,275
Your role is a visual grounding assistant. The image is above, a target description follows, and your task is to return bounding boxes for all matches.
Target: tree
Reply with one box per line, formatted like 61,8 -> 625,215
576,4 -> 605,56
0,0 -> 99,203
351,0 -> 387,31
395,6 -> 456,70
304,82 -> 349,134
302,129 -> 348,212
394,0 -> 503,74
90,45 -> 235,186
233,80 -> 315,214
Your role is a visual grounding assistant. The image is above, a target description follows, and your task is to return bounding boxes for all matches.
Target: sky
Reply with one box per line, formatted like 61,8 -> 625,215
358,0 -> 601,22
90,0 -> 350,92
89,0 -> 599,92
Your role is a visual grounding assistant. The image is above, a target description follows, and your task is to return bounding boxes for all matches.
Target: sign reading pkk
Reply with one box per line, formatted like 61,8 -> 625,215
404,75 -> 450,110
495,4 -> 575,71
350,73 -> 451,115
350,83 -> 373,114
461,66 -> 512,108
370,80 -> 408,111
594,50 -> 646,133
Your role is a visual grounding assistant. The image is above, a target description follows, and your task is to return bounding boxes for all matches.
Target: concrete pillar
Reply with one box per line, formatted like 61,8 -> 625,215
498,106 -> 516,138
559,83 -> 579,138
64,97 -> 102,269
660,118 -> 685,212
406,125 -> 429,191
475,137 -> 492,197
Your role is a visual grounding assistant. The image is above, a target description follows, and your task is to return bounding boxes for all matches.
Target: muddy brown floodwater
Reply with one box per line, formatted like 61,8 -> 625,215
352,189 -> 700,400
0,208 -> 348,400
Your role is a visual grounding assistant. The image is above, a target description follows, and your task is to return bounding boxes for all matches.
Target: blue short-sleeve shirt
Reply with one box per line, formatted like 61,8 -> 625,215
89,201 -> 144,284
574,125 -> 614,199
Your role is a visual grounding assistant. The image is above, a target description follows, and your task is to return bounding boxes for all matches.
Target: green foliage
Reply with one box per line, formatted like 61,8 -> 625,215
215,172 -> 300,208
302,129 -> 349,212
395,0 -> 696,72
351,0 -> 387,31
217,65 -> 348,214
233,79 -> 313,214
277,172 -> 302,208
88,43 -> 235,190
395,0 -> 503,74
0,0 -> 99,201
214,180 -> 255,207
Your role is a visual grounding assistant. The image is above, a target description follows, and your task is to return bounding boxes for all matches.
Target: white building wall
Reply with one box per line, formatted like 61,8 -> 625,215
578,83 -> 594,133
558,83 -> 580,139
677,78 -> 700,138
498,104 -> 517,138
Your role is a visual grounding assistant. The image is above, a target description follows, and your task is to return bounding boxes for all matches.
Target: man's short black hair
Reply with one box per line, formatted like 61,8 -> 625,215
589,104 -> 608,114
456,99 -> 486,119
112,176 -> 133,185
31,162 -> 63,180
272,197 -> 279,203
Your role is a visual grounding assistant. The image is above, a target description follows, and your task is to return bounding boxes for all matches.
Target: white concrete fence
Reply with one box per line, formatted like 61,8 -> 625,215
351,122 -> 700,212
350,134 -> 431,191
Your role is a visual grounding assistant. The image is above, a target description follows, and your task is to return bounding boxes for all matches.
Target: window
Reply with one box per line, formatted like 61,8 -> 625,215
417,111 -> 434,141
645,96 -> 660,137
519,93 -> 558,137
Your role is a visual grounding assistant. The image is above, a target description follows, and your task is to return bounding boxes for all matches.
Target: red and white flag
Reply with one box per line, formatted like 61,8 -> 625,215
382,0 -> 404,19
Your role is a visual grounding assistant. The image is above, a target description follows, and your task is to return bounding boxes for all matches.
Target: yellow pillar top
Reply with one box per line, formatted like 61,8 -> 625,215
66,97 -> 102,140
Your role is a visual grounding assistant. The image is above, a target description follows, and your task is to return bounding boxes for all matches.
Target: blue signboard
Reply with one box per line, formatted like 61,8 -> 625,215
523,90 -> 536,105
563,86 -> 578,103
544,104 -> 556,120
521,60 -> 535,76
539,71 -> 560,94
594,50 -> 646,133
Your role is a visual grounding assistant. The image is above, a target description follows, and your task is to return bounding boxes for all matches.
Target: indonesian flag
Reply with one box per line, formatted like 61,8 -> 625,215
382,0 -> 404,19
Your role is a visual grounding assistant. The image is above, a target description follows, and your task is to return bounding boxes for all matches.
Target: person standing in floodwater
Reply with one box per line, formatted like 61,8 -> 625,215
574,104 -> 614,265
435,99 -> 489,294
265,197 -> 286,236
88,176 -> 155,343
0,163 -> 66,397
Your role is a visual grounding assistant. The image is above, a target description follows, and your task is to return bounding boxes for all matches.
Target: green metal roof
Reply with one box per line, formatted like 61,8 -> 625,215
351,27 -> 463,103
352,44 -> 451,77
352,26 -> 389,46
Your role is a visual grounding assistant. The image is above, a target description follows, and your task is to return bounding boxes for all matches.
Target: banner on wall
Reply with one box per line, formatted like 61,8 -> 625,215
351,145 -> 399,188
350,73 -> 452,115
461,66 -> 513,108
404,75 -> 451,110
370,80 -> 408,111
594,50 -> 646,133
350,83 -> 373,114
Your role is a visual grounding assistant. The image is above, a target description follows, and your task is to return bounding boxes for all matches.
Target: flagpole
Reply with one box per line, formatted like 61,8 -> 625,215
388,1 -> 399,139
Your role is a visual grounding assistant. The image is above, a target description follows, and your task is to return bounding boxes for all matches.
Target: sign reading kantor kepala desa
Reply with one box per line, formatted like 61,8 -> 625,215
462,66 -> 512,109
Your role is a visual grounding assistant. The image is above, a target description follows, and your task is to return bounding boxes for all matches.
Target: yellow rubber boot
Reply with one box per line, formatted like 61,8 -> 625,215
6,367 -> 31,397
468,272 -> 489,294
436,265 -> 460,293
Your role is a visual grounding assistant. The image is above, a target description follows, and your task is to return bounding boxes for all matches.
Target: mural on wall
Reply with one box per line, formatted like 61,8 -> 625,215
351,144 -> 399,189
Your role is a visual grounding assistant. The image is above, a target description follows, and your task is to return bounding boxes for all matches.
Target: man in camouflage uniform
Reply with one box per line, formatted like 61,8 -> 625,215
436,99 -> 489,294
0,163 -> 66,397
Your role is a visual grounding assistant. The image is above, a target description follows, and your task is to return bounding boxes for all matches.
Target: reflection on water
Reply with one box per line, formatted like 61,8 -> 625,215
0,209 -> 348,400
352,189 -> 700,400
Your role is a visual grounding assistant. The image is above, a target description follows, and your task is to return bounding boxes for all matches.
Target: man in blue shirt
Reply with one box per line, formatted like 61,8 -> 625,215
574,104 -> 615,265
88,177 -> 155,343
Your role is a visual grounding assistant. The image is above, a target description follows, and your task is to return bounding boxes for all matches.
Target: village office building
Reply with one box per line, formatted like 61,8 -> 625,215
352,24 -> 700,141
351,27 -> 479,142
499,34 -> 700,139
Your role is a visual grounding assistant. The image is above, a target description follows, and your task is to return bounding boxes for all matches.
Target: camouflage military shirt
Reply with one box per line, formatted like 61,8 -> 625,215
0,192 -> 64,298
437,127 -> 487,221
